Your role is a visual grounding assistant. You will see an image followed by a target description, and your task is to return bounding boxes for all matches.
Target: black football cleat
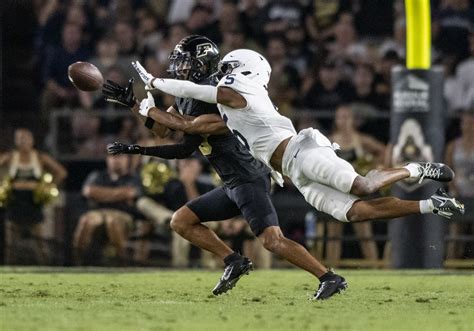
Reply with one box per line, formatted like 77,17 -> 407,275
413,162 -> 455,184
430,188 -> 465,219
212,257 -> 253,295
313,272 -> 348,300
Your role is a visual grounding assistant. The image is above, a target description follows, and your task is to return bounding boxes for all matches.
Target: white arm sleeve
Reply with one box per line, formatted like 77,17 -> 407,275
151,79 -> 218,104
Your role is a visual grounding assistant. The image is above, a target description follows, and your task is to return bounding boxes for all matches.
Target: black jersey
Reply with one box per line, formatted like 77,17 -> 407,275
174,77 -> 270,188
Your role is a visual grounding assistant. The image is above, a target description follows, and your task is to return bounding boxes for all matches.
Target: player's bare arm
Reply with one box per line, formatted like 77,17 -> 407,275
147,104 -> 229,135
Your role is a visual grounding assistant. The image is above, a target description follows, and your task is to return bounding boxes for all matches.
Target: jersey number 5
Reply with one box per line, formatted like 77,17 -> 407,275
224,74 -> 236,85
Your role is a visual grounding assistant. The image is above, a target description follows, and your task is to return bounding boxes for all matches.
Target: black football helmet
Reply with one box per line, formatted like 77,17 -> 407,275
167,35 -> 220,82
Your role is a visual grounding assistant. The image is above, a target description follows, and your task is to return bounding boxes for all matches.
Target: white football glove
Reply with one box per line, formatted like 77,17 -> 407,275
131,61 -> 155,88
139,92 -> 155,117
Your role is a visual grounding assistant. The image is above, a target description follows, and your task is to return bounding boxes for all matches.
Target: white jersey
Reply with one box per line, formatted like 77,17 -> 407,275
217,73 -> 296,169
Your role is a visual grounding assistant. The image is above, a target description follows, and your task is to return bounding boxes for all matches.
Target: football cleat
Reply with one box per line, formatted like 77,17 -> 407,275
212,257 -> 253,295
430,188 -> 465,219
413,162 -> 455,184
313,271 -> 348,300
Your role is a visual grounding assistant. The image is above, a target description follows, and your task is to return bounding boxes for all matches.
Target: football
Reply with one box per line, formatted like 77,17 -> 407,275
68,61 -> 104,91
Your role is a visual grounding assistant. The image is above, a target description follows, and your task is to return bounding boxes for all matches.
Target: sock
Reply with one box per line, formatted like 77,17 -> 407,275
318,271 -> 335,282
404,163 -> 421,178
419,199 -> 434,214
223,252 -> 241,265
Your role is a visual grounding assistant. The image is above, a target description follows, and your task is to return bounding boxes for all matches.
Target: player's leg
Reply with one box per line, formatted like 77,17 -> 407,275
350,162 -> 453,196
258,226 -> 327,278
346,198 -> 420,222
231,175 -> 346,299
169,187 -> 240,260
299,180 -> 464,223
347,188 -> 465,222
288,131 -> 454,196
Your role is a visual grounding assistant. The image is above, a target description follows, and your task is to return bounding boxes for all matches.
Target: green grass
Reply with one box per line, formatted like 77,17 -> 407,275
0,268 -> 473,331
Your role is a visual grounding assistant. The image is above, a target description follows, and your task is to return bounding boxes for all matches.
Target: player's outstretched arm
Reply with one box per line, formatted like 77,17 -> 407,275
107,134 -> 202,160
147,107 -> 228,135
132,61 -> 246,109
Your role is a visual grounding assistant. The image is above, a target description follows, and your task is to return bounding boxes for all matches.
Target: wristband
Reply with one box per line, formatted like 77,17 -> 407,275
144,117 -> 155,129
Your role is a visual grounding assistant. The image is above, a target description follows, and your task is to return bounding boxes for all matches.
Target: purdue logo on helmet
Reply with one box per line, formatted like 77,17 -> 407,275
168,36 -> 220,82
196,43 -> 213,58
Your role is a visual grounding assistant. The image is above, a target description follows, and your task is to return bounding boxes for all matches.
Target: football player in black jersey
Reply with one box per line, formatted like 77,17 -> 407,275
104,36 -> 346,300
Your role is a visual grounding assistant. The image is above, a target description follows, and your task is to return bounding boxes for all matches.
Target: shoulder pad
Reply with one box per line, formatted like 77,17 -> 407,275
217,73 -> 264,95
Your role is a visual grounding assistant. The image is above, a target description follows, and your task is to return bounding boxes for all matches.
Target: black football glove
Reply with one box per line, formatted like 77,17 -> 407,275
107,142 -> 144,155
102,78 -> 136,108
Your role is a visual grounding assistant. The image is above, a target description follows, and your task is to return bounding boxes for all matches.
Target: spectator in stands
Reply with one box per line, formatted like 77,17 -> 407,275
433,0 -> 474,60
442,55 -> 465,114
0,128 -> 67,264
353,0 -> 394,38
352,63 -> 384,110
327,105 -> 386,264
445,110 -> 474,259
220,28 -> 254,57
260,0 -> 306,43
89,37 -> 121,76
73,113 -> 108,159
285,22 -> 313,76
326,12 -> 368,69
217,0 -> 243,36
374,50 -> 401,110
379,18 -> 406,60
305,0 -> 351,43
137,10 -> 163,57
114,21 -> 137,57
73,153 -> 142,265
41,23 -> 90,113
265,36 -> 301,115
185,4 -> 220,43
302,60 -> 354,111
65,4 -> 91,45
454,33 -> 474,112
239,0 -> 265,43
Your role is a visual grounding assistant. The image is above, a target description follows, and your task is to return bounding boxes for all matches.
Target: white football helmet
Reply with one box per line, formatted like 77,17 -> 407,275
218,49 -> 272,86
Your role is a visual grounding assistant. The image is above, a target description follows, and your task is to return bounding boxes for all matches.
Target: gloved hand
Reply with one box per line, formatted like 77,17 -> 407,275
107,142 -> 144,155
132,61 -> 156,89
102,78 -> 136,108
138,92 -> 155,117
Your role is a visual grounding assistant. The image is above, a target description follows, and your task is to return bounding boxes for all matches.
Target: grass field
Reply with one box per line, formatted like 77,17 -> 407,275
0,268 -> 473,331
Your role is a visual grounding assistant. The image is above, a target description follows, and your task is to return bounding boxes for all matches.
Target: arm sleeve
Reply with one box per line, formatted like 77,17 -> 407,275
141,134 -> 203,159
151,79 -> 218,104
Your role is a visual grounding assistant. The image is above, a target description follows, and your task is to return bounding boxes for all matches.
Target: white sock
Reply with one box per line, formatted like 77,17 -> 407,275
404,163 -> 421,178
419,199 -> 434,214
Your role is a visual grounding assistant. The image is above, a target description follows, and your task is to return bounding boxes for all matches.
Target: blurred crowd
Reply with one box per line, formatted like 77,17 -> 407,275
29,0 -> 473,119
1,0 -> 473,266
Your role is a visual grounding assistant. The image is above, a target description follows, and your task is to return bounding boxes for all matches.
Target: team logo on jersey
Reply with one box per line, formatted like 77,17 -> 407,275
196,43 -> 213,58
392,118 -> 433,192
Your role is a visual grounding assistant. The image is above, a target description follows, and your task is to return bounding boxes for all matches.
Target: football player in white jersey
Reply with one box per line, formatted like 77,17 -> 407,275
132,49 -> 464,295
